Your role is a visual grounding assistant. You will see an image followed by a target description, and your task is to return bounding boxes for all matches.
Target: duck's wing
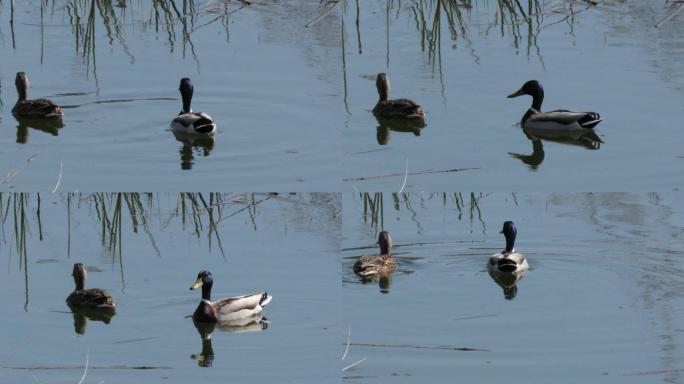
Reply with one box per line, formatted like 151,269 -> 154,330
171,112 -> 216,134
213,292 -> 271,316
353,254 -> 395,276
13,99 -> 63,118
66,288 -> 116,309
374,99 -> 425,118
528,110 -> 601,129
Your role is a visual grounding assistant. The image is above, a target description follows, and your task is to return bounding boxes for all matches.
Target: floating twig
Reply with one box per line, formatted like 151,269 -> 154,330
52,157 -> 63,193
398,159 -> 409,193
343,167 -> 480,182
341,357 -> 367,372
346,342 -> 489,352
2,155 -> 37,185
341,326 -> 351,361
77,350 -> 89,384
655,1 -> 684,28
305,1 -> 340,28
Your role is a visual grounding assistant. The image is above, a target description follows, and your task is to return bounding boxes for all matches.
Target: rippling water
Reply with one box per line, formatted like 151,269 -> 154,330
341,1 -> 684,190
342,192 -> 684,383
0,1 -> 341,190
0,193 -> 340,383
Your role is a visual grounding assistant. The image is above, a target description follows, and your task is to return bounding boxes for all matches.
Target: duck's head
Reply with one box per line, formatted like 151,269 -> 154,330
15,72 -> 29,101
378,230 -> 392,255
179,78 -> 194,113
190,270 -> 213,290
500,221 -> 517,253
508,80 -> 543,99
72,263 -> 87,291
190,270 -> 214,300
376,73 -> 390,101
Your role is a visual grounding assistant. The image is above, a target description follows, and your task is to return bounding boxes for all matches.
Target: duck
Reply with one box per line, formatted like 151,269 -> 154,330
65,263 -> 116,310
190,270 -> 272,323
507,80 -> 601,132
373,73 -> 425,119
170,78 -> 217,135
487,221 -> 529,275
353,231 -> 396,277
11,72 -> 63,118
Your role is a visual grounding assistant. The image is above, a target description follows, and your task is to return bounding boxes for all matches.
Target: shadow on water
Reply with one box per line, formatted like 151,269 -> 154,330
14,116 -> 64,144
172,131 -> 215,170
509,128 -> 602,170
67,305 -> 116,335
191,316 -> 268,368
375,116 -> 426,145
488,267 -> 528,300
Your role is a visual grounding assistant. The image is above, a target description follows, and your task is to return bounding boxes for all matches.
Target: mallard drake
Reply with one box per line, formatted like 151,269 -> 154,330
353,231 -> 396,277
508,80 -> 601,132
170,78 -> 217,135
373,73 -> 425,119
487,221 -> 529,275
190,270 -> 272,323
11,72 -> 63,118
65,263 -> 116,310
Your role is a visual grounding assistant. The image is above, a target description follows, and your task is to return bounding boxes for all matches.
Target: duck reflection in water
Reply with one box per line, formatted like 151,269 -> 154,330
509,128 -> 602,170
191,315 -> 268,368
375,116 -> 426,145
173,131 -> 214,170
15,116 -> 64,144
68,307 -> 115,335
488,268 -> 528,300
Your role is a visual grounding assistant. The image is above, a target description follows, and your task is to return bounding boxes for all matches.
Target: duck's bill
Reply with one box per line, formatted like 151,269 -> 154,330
507,89 -> 524,98
190,278 -> 203,290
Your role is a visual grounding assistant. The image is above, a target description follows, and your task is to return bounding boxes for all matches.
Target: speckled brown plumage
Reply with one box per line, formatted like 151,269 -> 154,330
12,99 -> 63,118
12,72 -> 63,119
372,73 -> 425,119
66,288 -> 116,309
65,263 -> 116,310
353,231 -> 396,277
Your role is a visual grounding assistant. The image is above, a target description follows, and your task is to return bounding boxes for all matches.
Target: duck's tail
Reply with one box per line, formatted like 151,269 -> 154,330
259,292 -> 272,307
579,112 -> 602,129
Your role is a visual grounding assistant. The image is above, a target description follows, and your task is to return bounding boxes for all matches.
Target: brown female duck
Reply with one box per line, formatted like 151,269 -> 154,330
66,263 -> 116,310
12,72 -> 63,118
353,231 -> 396,277
373,73 -> 425,119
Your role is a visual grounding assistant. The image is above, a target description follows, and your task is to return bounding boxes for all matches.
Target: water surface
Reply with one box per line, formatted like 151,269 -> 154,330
0,1 -> 341,191
342,192 -> 684,383
341,1 -> 684,190
0,193 -> 340,383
